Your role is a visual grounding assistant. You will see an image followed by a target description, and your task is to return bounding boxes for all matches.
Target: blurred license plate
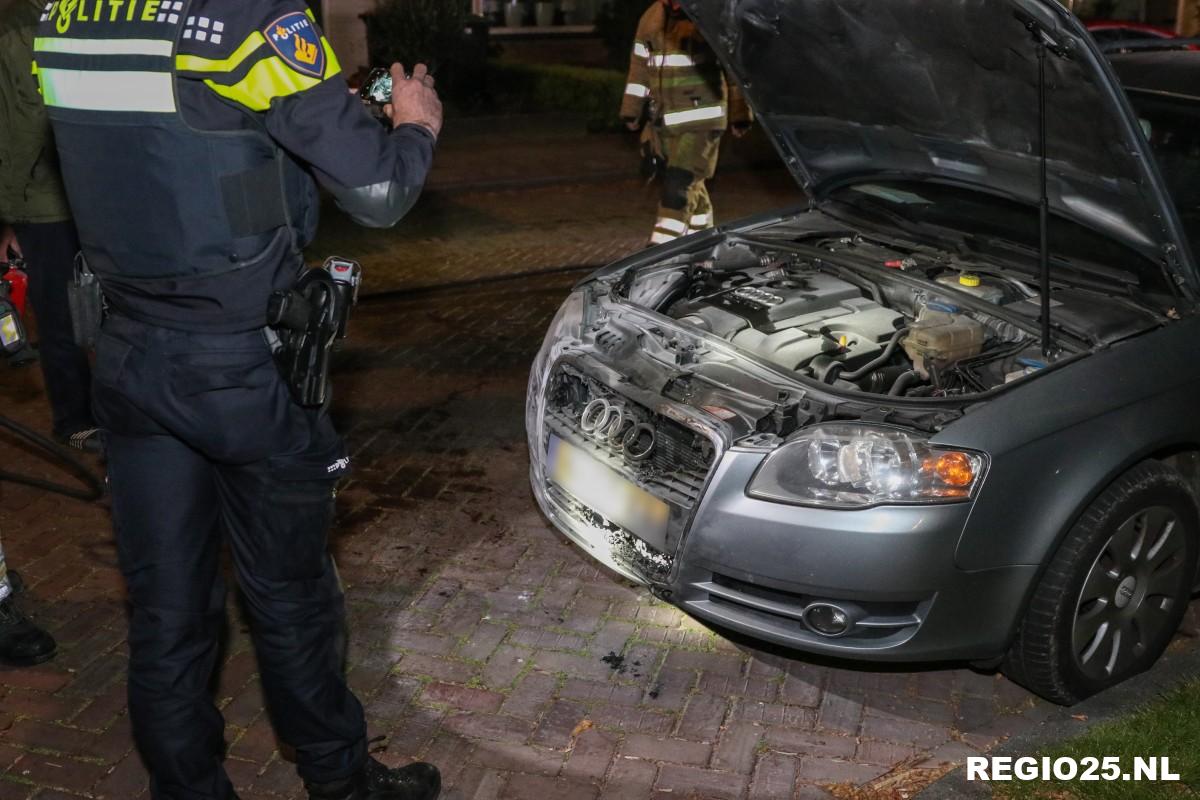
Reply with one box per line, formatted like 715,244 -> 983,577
548,435 -> 669,550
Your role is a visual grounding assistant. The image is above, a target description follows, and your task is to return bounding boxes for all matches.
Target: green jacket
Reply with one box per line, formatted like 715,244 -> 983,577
0,0 -> 71,224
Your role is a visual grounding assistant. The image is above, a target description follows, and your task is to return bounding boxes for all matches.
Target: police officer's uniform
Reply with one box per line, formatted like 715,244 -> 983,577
33,1 -> 436,797
620,0 -> 752,245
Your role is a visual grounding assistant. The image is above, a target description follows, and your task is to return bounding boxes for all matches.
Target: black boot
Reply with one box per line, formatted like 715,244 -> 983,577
6,569 -> 25,596
306,756 -> 440,800
0,590 -> 57,667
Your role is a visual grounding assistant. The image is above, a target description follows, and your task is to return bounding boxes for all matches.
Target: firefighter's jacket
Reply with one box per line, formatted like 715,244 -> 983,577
619,2 -> 751,134
32,0 -> 435,333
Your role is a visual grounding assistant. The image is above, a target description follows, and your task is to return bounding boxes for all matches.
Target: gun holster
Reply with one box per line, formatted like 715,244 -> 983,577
266,257 -> 361,408
68,253 -> 104,349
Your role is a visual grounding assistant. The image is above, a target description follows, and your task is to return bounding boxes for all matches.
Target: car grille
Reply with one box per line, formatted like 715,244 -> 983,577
538,363 -> 719,580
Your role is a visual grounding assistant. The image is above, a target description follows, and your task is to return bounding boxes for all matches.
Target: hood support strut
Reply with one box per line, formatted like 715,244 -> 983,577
1037,34 -> 1052,358
1020,13 -> 1070,359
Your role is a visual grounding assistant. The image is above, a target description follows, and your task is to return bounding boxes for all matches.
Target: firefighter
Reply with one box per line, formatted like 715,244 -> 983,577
620,0 -> 752,246
33,2 -> 442,799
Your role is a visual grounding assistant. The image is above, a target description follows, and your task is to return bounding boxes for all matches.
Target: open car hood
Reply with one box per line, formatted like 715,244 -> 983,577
681,0 -> 1198,288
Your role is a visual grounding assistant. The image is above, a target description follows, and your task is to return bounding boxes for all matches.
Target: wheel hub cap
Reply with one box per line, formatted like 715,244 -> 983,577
1071,505 -> 1187,681
1114,575 -> 1137,609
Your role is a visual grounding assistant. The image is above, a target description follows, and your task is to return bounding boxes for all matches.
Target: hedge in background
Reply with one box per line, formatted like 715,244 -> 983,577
487,60 -> 626,127
363,0 -> 475,91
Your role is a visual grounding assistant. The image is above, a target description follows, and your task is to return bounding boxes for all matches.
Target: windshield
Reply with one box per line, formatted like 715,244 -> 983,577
1127,92 -> 1200,258
827,179 -> 1166,291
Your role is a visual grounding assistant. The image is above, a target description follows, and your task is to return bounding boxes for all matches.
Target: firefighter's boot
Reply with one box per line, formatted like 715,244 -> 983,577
0,591 -> 56,667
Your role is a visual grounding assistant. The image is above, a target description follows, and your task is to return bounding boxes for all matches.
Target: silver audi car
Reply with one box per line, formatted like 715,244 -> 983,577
527,0 -> 1200,704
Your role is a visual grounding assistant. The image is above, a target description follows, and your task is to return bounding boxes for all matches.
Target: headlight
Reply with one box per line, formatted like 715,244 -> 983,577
527,291 -> 587,459
747,424 -> 986,509
530,291 -> 585,387
539,291 -> 585,355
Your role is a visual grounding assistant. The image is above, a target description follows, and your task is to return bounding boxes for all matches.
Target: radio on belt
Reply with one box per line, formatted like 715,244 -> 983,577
266,256 -> 362,407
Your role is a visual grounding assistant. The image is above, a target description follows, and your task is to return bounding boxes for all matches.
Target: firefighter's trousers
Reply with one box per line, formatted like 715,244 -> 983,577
93,315 -> 366,800
650,129 -> 723,245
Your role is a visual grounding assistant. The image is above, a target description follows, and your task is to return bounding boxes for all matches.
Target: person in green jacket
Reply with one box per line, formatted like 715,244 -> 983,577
0,0 -> 101,453
0,0 -> 63,668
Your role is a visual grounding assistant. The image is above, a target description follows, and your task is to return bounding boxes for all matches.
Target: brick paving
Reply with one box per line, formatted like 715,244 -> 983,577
0,124 -> 1194,799
311,116 -> 793,295
0,271 -> 1065,800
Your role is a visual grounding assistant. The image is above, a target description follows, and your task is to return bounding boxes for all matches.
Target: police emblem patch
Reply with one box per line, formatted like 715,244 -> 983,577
263,12 -> 325,78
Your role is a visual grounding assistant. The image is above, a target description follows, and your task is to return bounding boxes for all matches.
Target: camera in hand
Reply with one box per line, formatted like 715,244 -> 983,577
358,67 -> 408,124
359,67 -> 394,106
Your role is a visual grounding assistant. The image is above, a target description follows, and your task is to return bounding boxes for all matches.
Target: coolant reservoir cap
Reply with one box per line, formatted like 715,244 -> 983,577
958,273 -> 981,287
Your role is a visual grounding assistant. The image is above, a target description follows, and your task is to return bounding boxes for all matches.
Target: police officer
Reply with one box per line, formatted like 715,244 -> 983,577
33,1 -> 442,798
621,0 -> 752,246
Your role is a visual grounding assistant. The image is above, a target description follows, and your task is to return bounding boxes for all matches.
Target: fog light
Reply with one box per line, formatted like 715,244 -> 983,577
804,603 -> 851,637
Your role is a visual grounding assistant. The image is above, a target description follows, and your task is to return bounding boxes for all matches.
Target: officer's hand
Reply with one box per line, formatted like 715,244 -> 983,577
624,119 -> 640,132
385,62 -> 443,140
0,225 -> 21,260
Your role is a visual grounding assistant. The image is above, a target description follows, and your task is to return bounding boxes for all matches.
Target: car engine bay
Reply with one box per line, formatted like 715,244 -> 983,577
619,233 -> 1169,399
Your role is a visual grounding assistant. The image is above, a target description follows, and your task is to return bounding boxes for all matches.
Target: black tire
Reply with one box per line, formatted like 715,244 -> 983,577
1003,461 -> 1199,705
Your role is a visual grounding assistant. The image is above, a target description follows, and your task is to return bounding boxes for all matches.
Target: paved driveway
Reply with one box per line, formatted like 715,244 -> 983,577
0,272 -> 1067,800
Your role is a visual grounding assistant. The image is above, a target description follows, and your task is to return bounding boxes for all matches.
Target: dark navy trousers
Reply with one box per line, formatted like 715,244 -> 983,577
93,315 -> 366,800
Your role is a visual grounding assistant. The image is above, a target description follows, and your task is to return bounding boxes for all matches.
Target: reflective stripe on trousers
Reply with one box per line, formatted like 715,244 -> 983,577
687,212 -> 712,234
650,216 -> 688,245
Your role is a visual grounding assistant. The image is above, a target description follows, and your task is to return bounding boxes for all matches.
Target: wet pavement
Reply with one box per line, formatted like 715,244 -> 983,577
0,120 -> 1192,799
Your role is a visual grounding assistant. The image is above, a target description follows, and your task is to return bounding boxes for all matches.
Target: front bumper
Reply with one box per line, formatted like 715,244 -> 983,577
528,355 -> 1037,663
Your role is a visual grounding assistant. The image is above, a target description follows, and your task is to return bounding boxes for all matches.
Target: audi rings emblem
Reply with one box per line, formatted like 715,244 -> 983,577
579,399 -> 656,461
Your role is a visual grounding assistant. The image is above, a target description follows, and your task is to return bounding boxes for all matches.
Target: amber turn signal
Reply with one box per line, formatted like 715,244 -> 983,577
929,451 -> 976,488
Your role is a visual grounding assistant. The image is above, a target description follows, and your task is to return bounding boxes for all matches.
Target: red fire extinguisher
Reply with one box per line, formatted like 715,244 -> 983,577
3,259 -> 28,317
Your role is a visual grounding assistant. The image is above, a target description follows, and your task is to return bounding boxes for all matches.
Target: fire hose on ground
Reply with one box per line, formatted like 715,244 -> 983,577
0,413 -> 105,503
